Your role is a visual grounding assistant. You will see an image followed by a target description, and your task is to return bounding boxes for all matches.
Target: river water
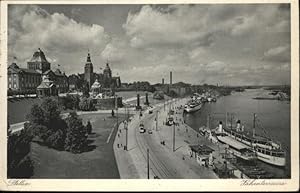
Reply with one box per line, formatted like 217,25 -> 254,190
184,88 -> 291,178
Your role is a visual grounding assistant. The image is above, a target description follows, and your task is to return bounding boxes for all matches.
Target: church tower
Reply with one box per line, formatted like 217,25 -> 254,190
103,62 -> 112,88
84,52 -> 94,88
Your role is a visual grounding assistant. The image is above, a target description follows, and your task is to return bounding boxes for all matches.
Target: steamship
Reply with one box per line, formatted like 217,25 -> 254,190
215,115 -> 286,167
184,100 -> 202,113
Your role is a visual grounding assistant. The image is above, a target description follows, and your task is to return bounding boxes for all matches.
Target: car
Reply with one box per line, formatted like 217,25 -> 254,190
166,117 -> 174,126
139,123 -> 146,133
148,129 -> 153,134
148,109 -> 153,114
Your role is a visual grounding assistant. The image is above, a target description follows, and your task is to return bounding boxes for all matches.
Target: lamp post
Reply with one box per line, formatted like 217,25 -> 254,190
115,94 -> 118,127
124,120 -> 128,151
173,122 -> 175,152
147,148 -> 150,179
156,111 -> 158,131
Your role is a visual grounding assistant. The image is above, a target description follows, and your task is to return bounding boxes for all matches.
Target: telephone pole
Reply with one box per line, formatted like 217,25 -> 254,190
253,113 -> 256,137
115,95 -> 118,127
173,123 -> 175,152
156,111 -> 158,131
125,121 -> 128,151
147,148 -> 150,179
230,113 -> 233,130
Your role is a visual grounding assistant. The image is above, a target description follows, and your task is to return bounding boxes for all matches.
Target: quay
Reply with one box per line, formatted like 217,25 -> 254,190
113,97 -> 251,179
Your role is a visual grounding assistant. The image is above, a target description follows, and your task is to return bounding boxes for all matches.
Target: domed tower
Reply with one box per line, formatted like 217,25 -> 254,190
84,52 -> 94,88
103,62 -> 112,88
27,48 -> 51,73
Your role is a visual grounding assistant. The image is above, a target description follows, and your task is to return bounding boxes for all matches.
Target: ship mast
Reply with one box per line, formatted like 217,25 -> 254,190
253,113 -> 256,137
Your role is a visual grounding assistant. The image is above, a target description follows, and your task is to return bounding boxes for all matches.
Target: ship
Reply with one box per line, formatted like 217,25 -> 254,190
184,99 -> 202,113
215,115 -> 286,167
216,132 -> 257,161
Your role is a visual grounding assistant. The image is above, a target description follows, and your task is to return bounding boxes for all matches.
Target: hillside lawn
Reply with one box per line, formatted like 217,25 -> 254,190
30,113 -> 127,178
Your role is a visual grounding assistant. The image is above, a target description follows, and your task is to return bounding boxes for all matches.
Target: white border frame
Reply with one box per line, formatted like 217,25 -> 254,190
0,0 -> 298,191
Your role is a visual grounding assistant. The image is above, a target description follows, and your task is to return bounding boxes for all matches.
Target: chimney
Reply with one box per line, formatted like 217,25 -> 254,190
170,71 -> 172,86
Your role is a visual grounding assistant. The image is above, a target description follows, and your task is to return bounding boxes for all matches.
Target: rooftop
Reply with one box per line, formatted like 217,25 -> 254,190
29,48 -> 49,63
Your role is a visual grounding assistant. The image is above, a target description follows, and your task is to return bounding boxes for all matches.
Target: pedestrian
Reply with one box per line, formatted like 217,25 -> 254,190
117,144 -> 119,148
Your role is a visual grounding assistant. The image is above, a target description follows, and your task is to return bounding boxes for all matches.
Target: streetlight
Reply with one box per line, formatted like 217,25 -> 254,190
124,120 -> 128,151
147,148 -> 150,179
115,94 -> 118,127
173,121 -> 176,152
156,110 -> 158,131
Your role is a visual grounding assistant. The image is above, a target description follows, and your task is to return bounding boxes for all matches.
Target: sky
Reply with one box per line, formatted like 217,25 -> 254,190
8,4 -> 291,86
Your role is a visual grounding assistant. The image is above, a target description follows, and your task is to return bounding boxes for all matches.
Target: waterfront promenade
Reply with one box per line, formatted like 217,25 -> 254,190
114,98 -> 219,179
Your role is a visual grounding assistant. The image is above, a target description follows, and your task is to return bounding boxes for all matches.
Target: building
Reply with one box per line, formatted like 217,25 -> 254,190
44,69 -> 68,93
189,144 -> 215,167
8,62 -> 41,92
79,52 -> 121,90
68,74 -> 80,91
7,48 -> 68,95
91,79 -> 102,97
37,75 -> 57,97
27,48 -> 51,73
84,52 -> 94,88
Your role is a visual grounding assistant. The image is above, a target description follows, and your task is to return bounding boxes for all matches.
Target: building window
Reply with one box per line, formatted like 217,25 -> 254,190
9,84 -> 11,88
13,84 -> 16,88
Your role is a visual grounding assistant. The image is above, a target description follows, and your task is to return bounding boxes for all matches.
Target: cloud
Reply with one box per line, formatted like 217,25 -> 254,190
263,45 -> 290,63
7,4 -> 291,86
8,5 -> 110,67
101,38 -> 127,62
123,5 -> 216,49
123,4 -> 290,49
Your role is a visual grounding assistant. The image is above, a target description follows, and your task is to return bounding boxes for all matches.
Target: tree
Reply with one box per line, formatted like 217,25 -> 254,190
26,97 -> 67,150
40,97 -> 62,130
86,121 -> 92,134
79,97 -> 95,111
59,94 -> 80,110
64,112 -> 88,153
7,126 -> 34,178
26,104 -> 45,125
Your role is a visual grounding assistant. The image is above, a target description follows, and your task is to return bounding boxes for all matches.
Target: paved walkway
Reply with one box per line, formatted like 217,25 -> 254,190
114,98 -> 219,179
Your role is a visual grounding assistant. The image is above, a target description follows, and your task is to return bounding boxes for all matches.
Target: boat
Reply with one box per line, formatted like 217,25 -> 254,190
215,115 -> 286,167
184,99 -> 202,113
216,133 -> 257,161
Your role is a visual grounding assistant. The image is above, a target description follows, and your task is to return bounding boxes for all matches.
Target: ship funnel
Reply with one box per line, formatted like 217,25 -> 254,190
218,121 -> 223,133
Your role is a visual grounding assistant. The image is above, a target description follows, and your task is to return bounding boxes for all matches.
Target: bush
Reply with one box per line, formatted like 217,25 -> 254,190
59,94 -> 80,110
7,127 -> 34,178
86,121 -> 92,134
26,97 -> 89,153
64,112 -> 88,153
26,98 -> 67,150
79,97 -> 95,111
26,104 -> 45,125
45,129 -> 65,150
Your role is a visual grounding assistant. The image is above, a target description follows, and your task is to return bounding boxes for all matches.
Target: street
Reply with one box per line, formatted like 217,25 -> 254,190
114,99 -> 218,179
